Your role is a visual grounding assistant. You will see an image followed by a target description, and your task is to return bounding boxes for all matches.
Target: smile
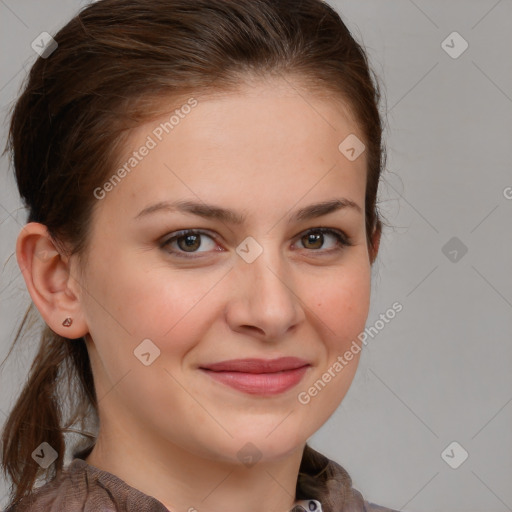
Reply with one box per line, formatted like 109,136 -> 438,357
200,366 -> 310,395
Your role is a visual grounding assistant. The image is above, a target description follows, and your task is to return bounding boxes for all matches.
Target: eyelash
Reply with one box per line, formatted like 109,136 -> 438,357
160,227 -> 353,259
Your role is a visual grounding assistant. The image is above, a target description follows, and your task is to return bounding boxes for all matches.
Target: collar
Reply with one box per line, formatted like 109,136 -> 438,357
292,498 -> 323,511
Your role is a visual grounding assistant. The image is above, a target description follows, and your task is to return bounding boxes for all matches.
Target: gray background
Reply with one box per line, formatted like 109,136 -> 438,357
1,1 -> 511,511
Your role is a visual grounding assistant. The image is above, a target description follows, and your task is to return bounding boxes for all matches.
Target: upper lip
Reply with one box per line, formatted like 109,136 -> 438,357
200,357 -> 310,373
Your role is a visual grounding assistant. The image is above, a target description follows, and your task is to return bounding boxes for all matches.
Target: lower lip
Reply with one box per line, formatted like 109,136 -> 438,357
201,366 -> 309,395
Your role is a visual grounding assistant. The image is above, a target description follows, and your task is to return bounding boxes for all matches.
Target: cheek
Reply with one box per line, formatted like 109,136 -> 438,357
309,261 -> 372,347
84,251 -> 200,334
81,253 -> 228,376
80,256 -> 214,409
294,263 -> 371,427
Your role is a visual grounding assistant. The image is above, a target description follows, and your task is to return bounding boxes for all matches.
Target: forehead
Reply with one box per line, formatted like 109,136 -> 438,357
95,78 -> 367,222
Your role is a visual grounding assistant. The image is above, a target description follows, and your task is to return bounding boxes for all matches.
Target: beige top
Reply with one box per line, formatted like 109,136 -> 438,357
5,444 -> 400,512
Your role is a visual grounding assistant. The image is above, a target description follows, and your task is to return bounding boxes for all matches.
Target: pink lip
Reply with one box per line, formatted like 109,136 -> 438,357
199,357 -> 310,395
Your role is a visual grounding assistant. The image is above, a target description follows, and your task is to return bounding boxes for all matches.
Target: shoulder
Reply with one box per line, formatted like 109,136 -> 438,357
4,458 -> 168,512
337,487 -> 401,512
3,460 -> 85,512
352,489 -> 401,512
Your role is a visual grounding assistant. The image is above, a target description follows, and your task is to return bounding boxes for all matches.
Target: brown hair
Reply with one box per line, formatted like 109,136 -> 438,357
1,0 -> 387,508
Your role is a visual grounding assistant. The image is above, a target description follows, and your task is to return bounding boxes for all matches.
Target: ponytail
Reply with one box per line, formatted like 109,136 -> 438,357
1,304 -> 97,508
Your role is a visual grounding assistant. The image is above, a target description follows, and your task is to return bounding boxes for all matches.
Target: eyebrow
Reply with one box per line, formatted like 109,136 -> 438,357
134,198 -> 362,224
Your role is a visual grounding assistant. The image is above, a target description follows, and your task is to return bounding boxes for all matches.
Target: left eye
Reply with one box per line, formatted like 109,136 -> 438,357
294,228 -> 351,252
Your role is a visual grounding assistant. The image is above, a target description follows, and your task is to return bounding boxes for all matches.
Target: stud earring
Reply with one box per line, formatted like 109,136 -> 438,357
62,317 -> 73,327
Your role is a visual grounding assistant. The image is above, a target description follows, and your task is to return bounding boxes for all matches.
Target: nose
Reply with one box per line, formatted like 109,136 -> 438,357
225,244 -> 306,341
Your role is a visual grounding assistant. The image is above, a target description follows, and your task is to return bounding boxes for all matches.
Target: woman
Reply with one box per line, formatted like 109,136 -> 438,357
1,0 -> 399,511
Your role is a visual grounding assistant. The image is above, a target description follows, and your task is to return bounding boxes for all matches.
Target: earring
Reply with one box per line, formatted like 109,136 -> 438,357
62,317 -> 73,327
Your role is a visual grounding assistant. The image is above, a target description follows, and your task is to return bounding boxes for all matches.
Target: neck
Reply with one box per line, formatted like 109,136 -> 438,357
85,422 -> 305,512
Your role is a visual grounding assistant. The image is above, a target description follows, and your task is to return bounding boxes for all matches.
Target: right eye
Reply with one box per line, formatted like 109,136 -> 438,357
160,229 -> 223,258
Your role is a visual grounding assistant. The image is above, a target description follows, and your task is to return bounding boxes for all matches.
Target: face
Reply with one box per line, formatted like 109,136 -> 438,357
75,77 -> 376,465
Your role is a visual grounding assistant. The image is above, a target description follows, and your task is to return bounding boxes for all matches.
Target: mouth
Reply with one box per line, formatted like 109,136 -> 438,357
199,357 -> 311,395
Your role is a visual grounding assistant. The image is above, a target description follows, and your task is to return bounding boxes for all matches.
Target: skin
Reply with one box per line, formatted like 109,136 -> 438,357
17,76 -> 380,512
